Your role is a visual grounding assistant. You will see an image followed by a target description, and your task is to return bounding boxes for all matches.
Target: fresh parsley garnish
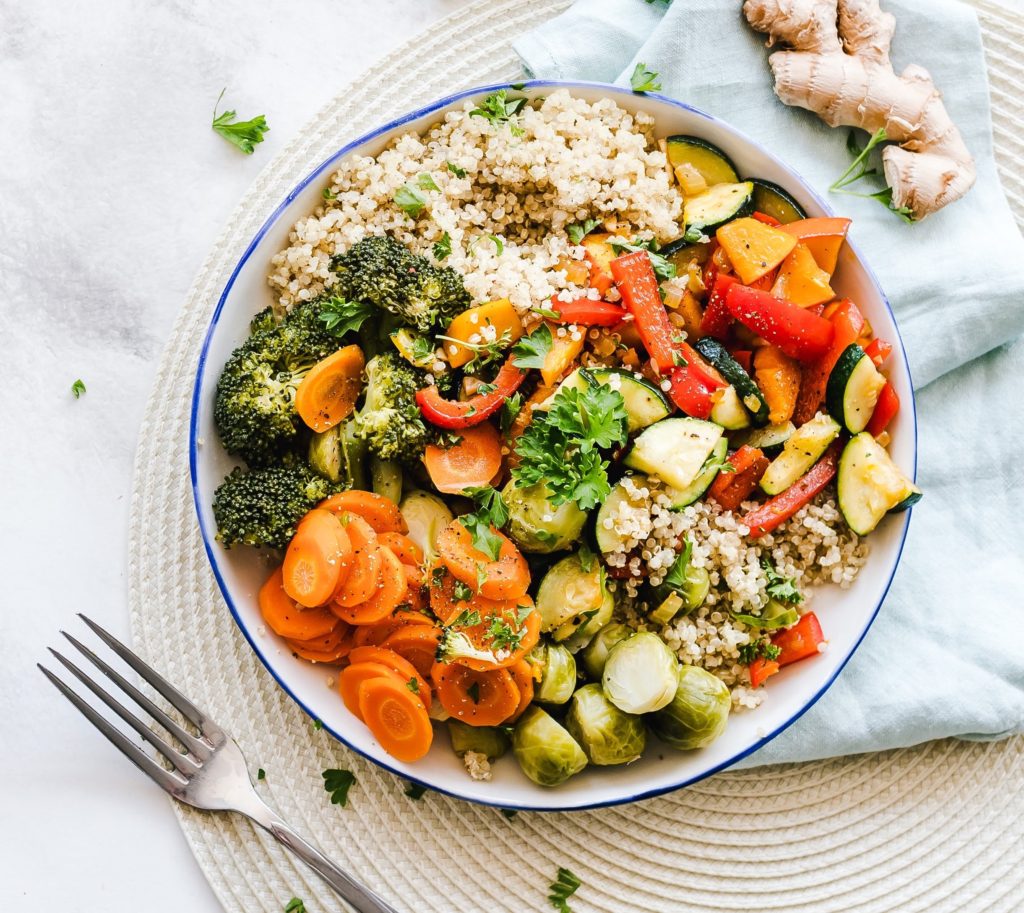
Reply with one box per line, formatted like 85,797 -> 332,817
467,681 -> 481,704
284,898 -> 306,913
416,172 -> 440,192
477,233 -> 504,255
71,379 -> 86,399
312,719 -> 323,731
486,613 -> 527,653
578,544 -> 596,573
394,183 -> 427,217
452,607 -> 483,628
321,768 -> 356,806
460,485 -> 510,560
738,639 -> 782,664
532,304 -> 561,320
831,128 -> 915,222
630,62 -> 662,93
446,161 -> 467,178
511,323 -> 554,369
567,218 -> 601,244
406,676 -> 420,694
318,296 -> 374,337
548,867 -> 582,913
257,768 -> 266,781
500,393 -> 523,434
438,328 -> 513,375
609,236 -> 676,279
683,225 -> 711,244
211,89 -> 269,154
761,559 -> 803,604
663,539 -> 694,591
453,580 -> 474,602
431,565 -> 447,588
433,231 -> 453,262
405,781 -> 428,800
469,90 -> 528,136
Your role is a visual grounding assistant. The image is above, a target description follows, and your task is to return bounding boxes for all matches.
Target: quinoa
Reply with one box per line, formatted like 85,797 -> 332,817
268,90 -> 682,313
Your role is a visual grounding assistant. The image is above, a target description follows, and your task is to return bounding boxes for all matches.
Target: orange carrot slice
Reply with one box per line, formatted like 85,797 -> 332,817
352,611 -> 434,648
295,344 -> 365,433
339,661 -> 403,719
377,532 -> 424,568
349,646 -> 430,709
333,546 -> 407,625
436,520 -> 530,601
381,625 -> 443,680
506,659 -> 535,722
332,515 -> 381,608
319,490 -> 408,534
423,422 -> 503,494
357,676 -> 434,763
259,567 -> 339,640
285,622 -> 355,664
431,661 -> 520,727
283,509 -> 348,607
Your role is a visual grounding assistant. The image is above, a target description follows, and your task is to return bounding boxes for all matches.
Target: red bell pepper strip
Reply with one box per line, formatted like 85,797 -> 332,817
668,365 -> 716,419
610,251 -> 678,372
746,268 -> 778,292
752,211 -> 782,226
678,341 -> 727,390
725,284 -> 834,363
699,273 -> 738,340
548,296 -> 627,327
863,337 -> 892,367
748,657 -> 780,688
729,348 -> 753,373
708,445 -> 770,511
792,299 -> 865,424
866,382 -> 900,436
742,442 -> 841,539
415,357 -> 525,430
772,612 -> 825,666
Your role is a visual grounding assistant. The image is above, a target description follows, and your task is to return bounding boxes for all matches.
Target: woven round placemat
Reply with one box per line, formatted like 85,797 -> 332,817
128,1 -> 1024,910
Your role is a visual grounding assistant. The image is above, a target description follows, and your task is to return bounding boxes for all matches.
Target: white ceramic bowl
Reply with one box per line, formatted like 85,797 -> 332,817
190,81 -> 917,811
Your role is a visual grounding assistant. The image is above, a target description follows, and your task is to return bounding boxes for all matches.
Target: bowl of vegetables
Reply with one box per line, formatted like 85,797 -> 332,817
190,81 -> 918,811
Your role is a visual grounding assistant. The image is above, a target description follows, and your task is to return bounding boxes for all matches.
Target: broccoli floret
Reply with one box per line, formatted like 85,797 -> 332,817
213,460 -> 337,549
435,628 -> 513,667
352,352 -> 431,464
332,235 -> 471,333
213,298 -> 341,466
248,305 -> 280,336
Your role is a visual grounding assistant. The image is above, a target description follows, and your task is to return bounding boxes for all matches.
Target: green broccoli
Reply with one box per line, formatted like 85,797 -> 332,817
331,235 -> 471,333
213,298 -> 341,466
212,460 -> 338,549
352,352 -> 432,464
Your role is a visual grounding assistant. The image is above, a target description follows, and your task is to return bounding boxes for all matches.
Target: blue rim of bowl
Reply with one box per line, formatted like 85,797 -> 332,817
189,79 -> 917,812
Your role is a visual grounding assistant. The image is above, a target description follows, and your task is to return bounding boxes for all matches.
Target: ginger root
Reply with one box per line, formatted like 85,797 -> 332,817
743,0 -> 975,220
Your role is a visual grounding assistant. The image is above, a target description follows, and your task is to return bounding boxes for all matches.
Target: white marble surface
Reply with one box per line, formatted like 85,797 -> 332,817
0,1 -> 462,909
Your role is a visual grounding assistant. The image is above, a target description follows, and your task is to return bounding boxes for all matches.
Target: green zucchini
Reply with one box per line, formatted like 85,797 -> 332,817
665,438 -> 728,508
684,182 -> 754,233
759,412 -> 841,495
838,433 -> 921,535
551,368 -> 670,433
692,337 -> 770,427
624,417 -> 724,491
749,179 -> 807,224
826,344 -> 887,433
742,421 -> 796,454
660,239 -> 712,277
666,136 -> 739,186
709,385 -> 751,431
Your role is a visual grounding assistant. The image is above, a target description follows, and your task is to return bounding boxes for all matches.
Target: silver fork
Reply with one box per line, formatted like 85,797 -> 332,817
38,614 -> 399,913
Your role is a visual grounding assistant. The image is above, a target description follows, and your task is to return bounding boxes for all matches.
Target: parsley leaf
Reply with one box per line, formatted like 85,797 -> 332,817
211,89 -> 269,154
321,768 -> 356,807
394,183 -> 427,217
312,719 -> 323,731
630,62 -> 662,93
438,327 -> 513,375
663,539 -> 694,591
318,296 -> 374,337
567,218 -> 602,244
487,615 -> 525,653
469,90 -> 528,136
464,484 -> 510,528
478,233 -> 504,255
738,639 -> 782,664
459,485 -> 510,561
416,172 -> 440,191
257,768 -> 266,781
548,867 -> 582,913
453,580 -> 474,602
511,323 -> 554,369
461,514 -> 503,561
500,393 -> 523,434
284,898 -> 306,913
446,161 -> 467,178
405,782 -> 428,800
322,187 -> 337,200
406,676 -> 420,694
609,237 -> 676,279
451,607 -> 483,628
761,559 -> 803,604
433,231 -> 453,262
683,225 -> 711,244
71,379 -> 86,399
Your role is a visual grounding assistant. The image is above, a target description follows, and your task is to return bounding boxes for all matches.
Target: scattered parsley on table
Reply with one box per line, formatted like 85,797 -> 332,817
548,867 -> 582,912
322,768 -> 356,807
71,379 -> 86,399
211,88 -> 269,154
630,62 -> 662,93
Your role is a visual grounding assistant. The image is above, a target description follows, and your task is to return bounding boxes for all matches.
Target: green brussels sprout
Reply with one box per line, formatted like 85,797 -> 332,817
370,456 -> 402,504
581,623 -> 633,680
533,642 -> 577,705
556,586 -> 614,653
565,684 -> 646,766
447,719 -> 509,760
536,551 -> 612,653
503,480 -> 587,553
512,706 -> 588,787
399,489 -> 453,563
309,418 -> 368,488
649,665 -> 731,751
602,631 -> 680,714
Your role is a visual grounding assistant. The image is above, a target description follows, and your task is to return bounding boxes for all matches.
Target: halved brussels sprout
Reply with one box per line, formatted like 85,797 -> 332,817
370,456 -> 402,504
649,665 -> 731,751
503,480 -> 587,554
648,544 -> 710,616
513,706 -> 588,787
447,719 -> 509,760
555,586 -> 614,653
535,551 -> 605,634
399,489 -> 454,563
533,642 -> 578,705
602,632 -> 680,714
581,623 -> 633,680
309,418 -> 368,488
565,684 -> 646,766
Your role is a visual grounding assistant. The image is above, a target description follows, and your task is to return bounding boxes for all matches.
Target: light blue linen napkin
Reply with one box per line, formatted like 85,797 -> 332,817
515,0 -> 1024,765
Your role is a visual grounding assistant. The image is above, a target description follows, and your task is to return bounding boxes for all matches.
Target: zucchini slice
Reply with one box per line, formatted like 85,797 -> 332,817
595,479 -> 634,556
693,337 -> 770,427
759,412 -> 841,495
838,433 -> 920,535
749,179 -> 807,225
709,385 -> 751,430
624,417 -> 723,491
552,367 -> 670,433
742,420 -> 795,454
684,181 -> 754,233
826,344 -> 887,433
665,438 -> 728,508
666,136 -> 739,186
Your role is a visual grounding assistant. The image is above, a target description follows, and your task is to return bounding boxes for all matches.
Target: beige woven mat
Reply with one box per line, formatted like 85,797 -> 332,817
128,1 -> 1024,910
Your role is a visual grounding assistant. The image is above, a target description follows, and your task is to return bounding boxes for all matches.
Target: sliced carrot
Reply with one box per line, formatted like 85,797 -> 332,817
377,532 -> 424,568
259,567 -> 339,640
505,660 -> 535,723
422,422 -> 503,495
436,520 -> 530,601
357,676 -> 434,763
283,509 -> 348,607
349,646 -> 430,709
381,625 -> 443,679
400,564 -> 427,614
295,344 -> 365,433
339,661 -> 404,718
332,515 -> 381,608
333,546 -> 407,625
449,602 -> 541,672
285,623 -> 355,664
431,661 -> 520,727
352,611 -> 434,648
319,490 -> 408,535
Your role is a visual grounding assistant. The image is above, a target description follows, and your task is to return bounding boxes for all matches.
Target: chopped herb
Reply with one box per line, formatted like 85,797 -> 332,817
830,128 -> 915,222
284,898 -> 306,913
257,768 -> 266,781
510,82 -> 526,90
322,768 -> 356,806
683,225 -> 711,244
486,616 -> 525,653
466,681 -> 481,704
461,514 -> 504,562
211,89 -> 269,154
663,539 -> 694,591
71,379 -> 86,399
609,237 -> 676,279
500,393 -> 523,434
453,580 -> 474,602
451,607 -> 483,628
433,231 -> 453,262
416,172 -> 440,191
761,558 -> 803,604
476,382 -> 498,395
577,544 -> 596,573
475,563 -> 489,591
477,233 -> 504,255
532,304 -> 561,320
469,89 -> 528,136
501,807 -> 518,819
437,328 -> 513,375
322,187 -> 337,200
548,867 -> 582,913
511,323 -> 554,370
533,529 -> 558,545
459,486 -> 509,560
567,218 -> 602,245
464,485 -> 510,529
406,676 -> 420,694
434,430 -> 463,448
318,295 -> 374,337
312,719 -> 323,731
431,565 -> 447,588
394,183 -> 427,217
630,62 -> 662,93
405,781 -> 428,800
738,639 -> 782,664
394,602 -> 414,613
446,161 -> 467,178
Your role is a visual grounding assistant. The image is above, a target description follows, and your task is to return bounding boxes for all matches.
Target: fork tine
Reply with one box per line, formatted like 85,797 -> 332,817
47,647 -> 200,777
76,614 -> 223,741
38,663 -> 187,795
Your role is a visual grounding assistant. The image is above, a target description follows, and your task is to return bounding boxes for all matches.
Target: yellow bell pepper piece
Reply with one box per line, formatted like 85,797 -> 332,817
770,242 -> 835,307
715,217 -> 797,285
541,325 -> 585,386
442,298 -> 523,369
